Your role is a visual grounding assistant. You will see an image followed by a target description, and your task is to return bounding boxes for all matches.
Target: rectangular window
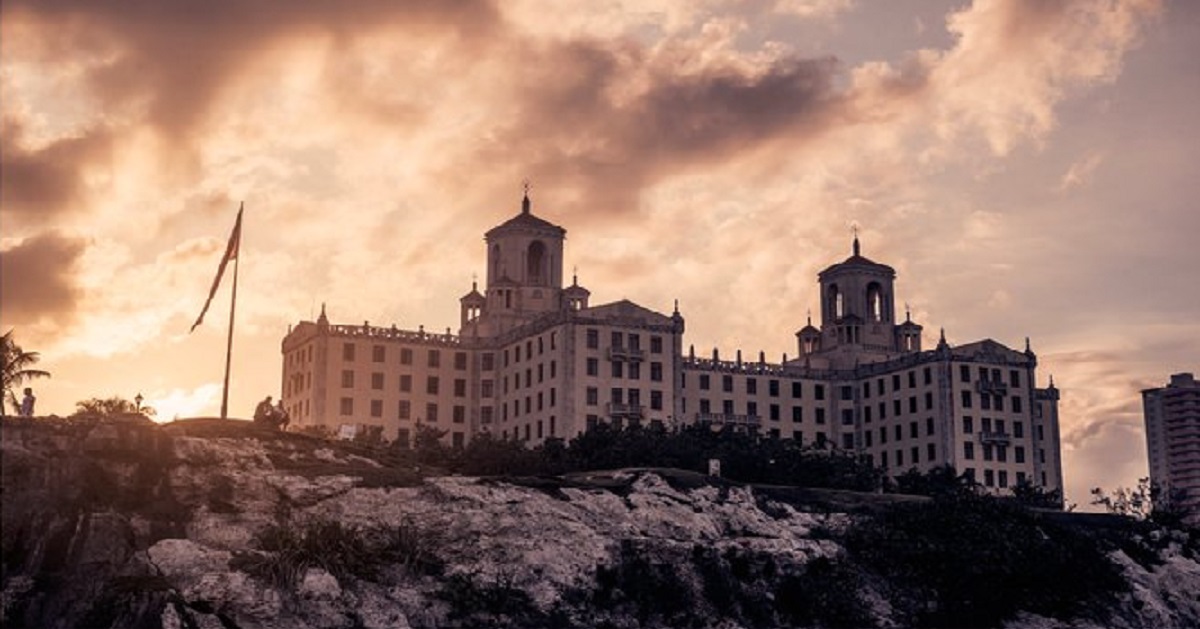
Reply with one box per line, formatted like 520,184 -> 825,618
722,375 -> 734,393
843,434 -> 855,450
908,396 -> 918,413
398,400 -> 411,419
453,406 -> 465,424
340,397 -> 353,415
864,406 -> 873,423
426,403 -> 438,422
893,400 -> 902,416
880,426 -> 887,444
961,391 -> 973,408
452,432 -> 465,448
700,399 -> 711,413
1016,446 -> 1026,463
984,469 -> 994,487
400,348 -> 413,365
999,470 -> 1008,488
792,382 -> 803,398
1013,421 -> 1024,438
964,442 -> 975,460
454,379 -> 466,397
650,362 -> 663,382
370,399 -> 383,417
611,331 -> 622,347
371,372 -> 384,390
427,350 -> 440,368
881,451 -> 888,468
700,374 -> 711,390
586,329 -> 599,349
997,445 -> 1008,463
983,444 -> 993,461
747,401 -> 758,417
924,392 -> 934,410
960,364 -> 970,382
398,374 -> 412,393
911,446 -> 920,464
481,379 -> 493,398
815,385 -> 825,400
865,431 -> 873,447
343,343 -> 356,361
981,394 -> 992,410
909,421 -> 918,439
926,417 -> 934,435
923,367 -> 932,386
372,345 -> 385,362
586,387 -> 598,406
770,404 -> 780,421
769,380 -> 780,397
747,378 -> 758,395
650,335 -> 663,353
815,408 -> 826,424
481,352 -> 495,370
454,352 -> 468,371
863,382 -> 872,399
426,376 -> 439,395
963,416 -> 973,433
611,361 -> 624,378
892,374 -> 901,391
792,406 -> 803,422
628,362 -> 640,380
651,390 -> 663,411
1010,370 -> 1021,387
842,409 -> 854,425
908,371 -> 916,389
894,424 -> 902,441
1012,396 -> 1023,414
896,449 -> 904,466
841,385 -> 853,400
586,358 -> 599,376
927,443 -> 936,461
341,370 -> 355,388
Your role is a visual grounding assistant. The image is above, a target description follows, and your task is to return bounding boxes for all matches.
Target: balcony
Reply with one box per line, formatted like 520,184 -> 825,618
607,346 -> 646,362
975,379 -> 1009,395
978,431 -> 1012,445
607,403 -> 646,418
695,412 -> 762,427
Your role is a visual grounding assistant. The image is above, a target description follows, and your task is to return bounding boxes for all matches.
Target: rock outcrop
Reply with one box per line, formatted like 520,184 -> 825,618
3,417 -> 1198,629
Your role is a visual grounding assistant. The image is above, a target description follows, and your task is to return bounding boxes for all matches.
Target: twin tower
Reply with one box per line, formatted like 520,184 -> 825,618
460,192 -> 924,368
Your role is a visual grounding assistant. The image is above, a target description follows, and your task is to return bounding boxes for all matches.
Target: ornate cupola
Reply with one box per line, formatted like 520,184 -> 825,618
562,269 -> 591,311
460,278 -> 486,329
796,312 -> 821,356
817,232 -> 898,351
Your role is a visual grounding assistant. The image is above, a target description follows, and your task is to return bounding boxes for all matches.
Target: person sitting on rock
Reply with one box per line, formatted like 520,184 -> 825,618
273,399 -> 290,431
253,396 -> 274,425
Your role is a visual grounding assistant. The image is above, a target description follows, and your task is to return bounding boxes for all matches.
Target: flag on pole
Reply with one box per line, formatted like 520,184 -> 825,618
190,204 -> 243,333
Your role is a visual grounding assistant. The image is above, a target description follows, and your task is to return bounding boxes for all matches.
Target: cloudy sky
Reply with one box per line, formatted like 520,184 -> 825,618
2,0 -> 1197,505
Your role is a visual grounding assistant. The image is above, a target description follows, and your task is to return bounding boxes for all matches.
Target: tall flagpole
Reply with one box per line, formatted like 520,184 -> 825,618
220,210 -> 241,419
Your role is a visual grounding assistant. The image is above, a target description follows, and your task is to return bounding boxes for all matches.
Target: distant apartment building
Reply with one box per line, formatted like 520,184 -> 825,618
281,193 -> 1063,494
1143,372 -> 1200,519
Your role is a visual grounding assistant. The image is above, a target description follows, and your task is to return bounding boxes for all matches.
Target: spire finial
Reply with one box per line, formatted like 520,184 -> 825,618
905,302 -> 911,322
572,265 -> 578,286
673,298 -> 680,314
472,273 -> 478,291
1049,374 -> 1055,388
851,223 -> 861,256
1025,336 -> 1031,352
806,309 -> 812,326
521,179 -> 532,214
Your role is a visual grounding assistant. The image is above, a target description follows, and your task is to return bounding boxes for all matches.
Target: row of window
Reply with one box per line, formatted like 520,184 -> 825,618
960,365 -> 1023,387
503,361 -> 558,393
502,333 -> 558,367
342,343 -> 471,371
876,444 -> 939,468
960,390 -> 1024,413
500,417 -> 558,442
963,442 -> 1028,463
962,468 -> 1028,489
687,374 -> 820,399
341,371 -> 472,397
585,329 -> 665,353
502,389 -> 559,421
961,416 -> 1028,438
863,368 -> 934,398
584,359 -> 664,381
340,397 -> 467,424
584,387 -> 665,410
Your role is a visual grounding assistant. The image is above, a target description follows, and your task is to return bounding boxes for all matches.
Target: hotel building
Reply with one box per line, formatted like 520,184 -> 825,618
281,194 -> 1063,493
1143,372 -> 1200,520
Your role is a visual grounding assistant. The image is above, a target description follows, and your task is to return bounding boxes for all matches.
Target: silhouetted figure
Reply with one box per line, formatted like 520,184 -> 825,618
19,388 -> 35,417
274,399 -> 290,431
253,396 -> 274,426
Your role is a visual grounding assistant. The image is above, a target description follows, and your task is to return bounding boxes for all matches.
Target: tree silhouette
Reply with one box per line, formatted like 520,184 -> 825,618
2,329 -> 51,415
72,396 -> 156,418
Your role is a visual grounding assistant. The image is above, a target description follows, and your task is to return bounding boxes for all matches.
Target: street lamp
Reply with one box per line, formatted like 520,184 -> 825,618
135,392 -> 143,412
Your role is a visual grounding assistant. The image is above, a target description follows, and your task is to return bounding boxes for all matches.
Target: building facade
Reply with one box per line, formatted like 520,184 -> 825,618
281,194 -> 1063,494
1143,372 -> 1200,519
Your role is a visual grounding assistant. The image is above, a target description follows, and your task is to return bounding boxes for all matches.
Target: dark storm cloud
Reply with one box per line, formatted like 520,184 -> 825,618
487,40 -> 844,215
1,0 -> 502,140
0,232 -> 87,326
0,118 -> 113,221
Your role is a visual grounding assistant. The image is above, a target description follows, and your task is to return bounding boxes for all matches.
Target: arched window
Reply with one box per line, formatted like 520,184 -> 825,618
527,241 -> 546,286
829,284 -> 842,319
866,282 -> 884,322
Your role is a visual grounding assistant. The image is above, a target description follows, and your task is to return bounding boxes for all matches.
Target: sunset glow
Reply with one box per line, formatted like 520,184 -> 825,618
2,0 -> 1197,507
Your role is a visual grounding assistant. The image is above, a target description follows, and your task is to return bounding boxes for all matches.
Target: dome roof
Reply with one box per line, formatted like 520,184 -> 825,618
485,194 -> 566,239
819,236 -> 895,276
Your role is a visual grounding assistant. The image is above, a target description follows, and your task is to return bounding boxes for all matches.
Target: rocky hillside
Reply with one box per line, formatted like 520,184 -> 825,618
2,417 -> 1199,629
